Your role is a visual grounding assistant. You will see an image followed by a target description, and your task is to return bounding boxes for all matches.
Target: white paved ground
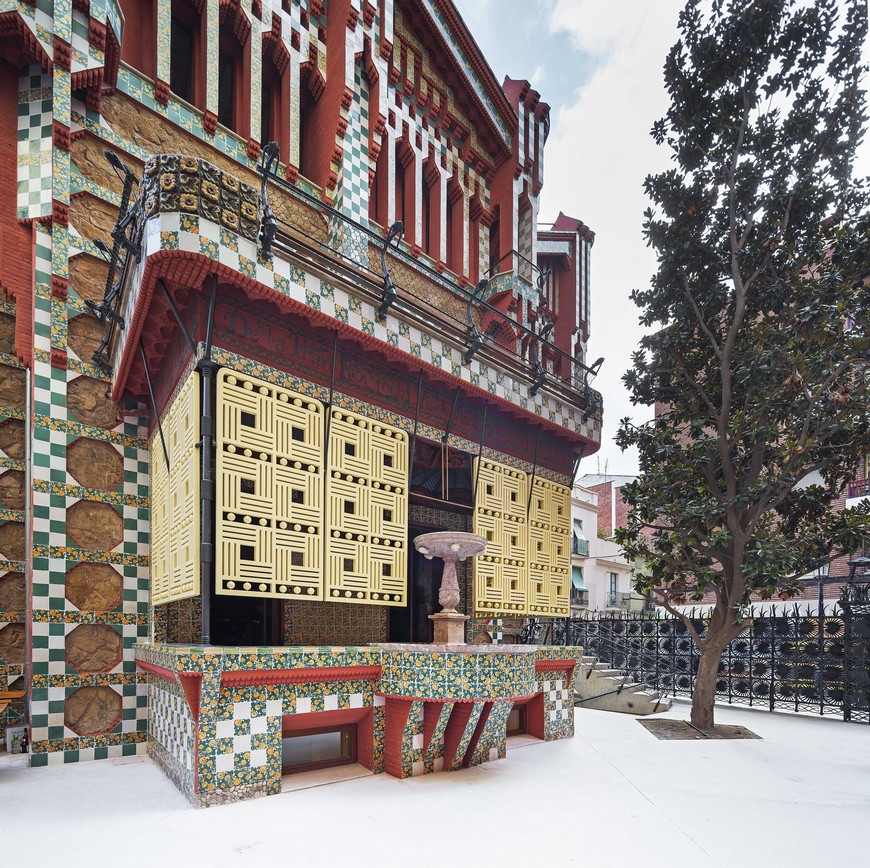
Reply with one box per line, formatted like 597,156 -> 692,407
2,699 -> 867,868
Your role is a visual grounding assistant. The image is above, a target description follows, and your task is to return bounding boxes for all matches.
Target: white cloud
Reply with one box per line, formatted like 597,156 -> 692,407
540,0 -> 685,476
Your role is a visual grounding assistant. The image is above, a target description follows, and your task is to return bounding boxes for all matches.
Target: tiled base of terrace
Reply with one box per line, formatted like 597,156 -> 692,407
135,642 -> 581,806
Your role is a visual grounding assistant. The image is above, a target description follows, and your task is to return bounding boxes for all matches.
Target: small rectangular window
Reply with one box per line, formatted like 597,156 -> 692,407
383,454 -> 393,467
486,484 -> 493,496
344,442 -> 356,456
240,545 -> 255,560
344,500 -> 355,514
170,17 -> 194,103
383,509 -> 393,523
291,489 -> 304,504
292,427 -> 305,442
240,412 -> 256,427
240,478 -> 255,494
382,563 -> 392,576
343,558 -> 354,572
291,551 -> 304,567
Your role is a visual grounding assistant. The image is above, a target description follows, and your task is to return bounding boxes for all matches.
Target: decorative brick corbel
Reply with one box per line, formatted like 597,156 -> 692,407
285,164 -> 299,183
50,276 -> 69,300
363,2 -> 376,28
326,170 -> 339,190
53,36 -> 72,71
379,39 -> 393,62
52,201 -> 69,225
203,111 -> 218,135
341,86 -> 353,110
247,138 -> 261,162
346,6 -> 359,30
52,120 -> 70,151
154,79 -> 170,106
50,347 -> 68,369
88,18 -> 107,52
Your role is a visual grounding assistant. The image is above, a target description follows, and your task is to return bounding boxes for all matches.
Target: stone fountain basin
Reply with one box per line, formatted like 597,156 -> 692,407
413,531 -> 487,560
375,643 -> 537,701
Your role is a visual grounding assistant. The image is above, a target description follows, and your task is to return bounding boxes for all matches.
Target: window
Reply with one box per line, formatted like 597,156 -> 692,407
118,0 -> 156,78
608,572 -> 618,606
218,50 -> 235,128
489,219 -> 501,274
170,14 -> 195,103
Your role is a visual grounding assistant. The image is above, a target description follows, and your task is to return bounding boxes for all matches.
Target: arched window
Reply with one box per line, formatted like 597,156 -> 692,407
368,133 -> 389,228
446,174 -> 463,276
298,81 -> 318,182
421,153 -> 440,260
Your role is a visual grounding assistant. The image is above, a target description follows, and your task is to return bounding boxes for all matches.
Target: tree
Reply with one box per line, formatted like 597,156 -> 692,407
615,0 -> 870,729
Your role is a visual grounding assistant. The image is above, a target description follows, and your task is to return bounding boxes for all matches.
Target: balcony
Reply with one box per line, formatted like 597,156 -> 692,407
571,588 -> 589,608
846,479 -> 870,509
104,153 -> 602,448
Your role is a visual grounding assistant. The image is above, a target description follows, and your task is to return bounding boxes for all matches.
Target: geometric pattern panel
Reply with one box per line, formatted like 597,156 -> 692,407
216,370 -> 325,601
473,459 -> 528,616
325,408 -> 407,606
528,479 -> 571,616
150,371 -> 200,606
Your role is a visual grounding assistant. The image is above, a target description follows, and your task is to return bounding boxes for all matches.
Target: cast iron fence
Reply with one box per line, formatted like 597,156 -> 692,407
520,584 -> 870,723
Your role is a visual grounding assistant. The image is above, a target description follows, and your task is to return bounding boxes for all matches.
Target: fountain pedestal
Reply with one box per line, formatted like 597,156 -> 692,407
413,531 -> 487,645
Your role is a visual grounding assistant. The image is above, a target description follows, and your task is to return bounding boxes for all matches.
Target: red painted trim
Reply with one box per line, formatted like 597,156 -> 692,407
422,701 -> 441,754
377,693 -> 531,704
441,703 -> 473,770
535,658 -> 577,683
220,665 -> 382,688
115,250 -> 593,456
384,697 -> 412,779
178,672 -> 202,723
462,700 -> 493,768
136,660 -> 177,682
525,692 -> 546,740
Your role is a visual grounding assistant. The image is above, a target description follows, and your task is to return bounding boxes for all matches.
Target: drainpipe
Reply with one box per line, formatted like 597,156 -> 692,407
24,366 -> 33,754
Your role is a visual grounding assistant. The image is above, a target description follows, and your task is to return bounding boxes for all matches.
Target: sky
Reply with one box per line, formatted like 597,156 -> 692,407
451,0 -> 870,479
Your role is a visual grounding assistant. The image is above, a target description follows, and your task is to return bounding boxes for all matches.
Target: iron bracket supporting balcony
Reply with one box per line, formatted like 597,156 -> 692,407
258,141 -> 280,261
378,221 -> 404,319
463,278 -> 491,364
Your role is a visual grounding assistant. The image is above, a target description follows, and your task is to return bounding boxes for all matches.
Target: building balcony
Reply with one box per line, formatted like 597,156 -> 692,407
846,479 -> 870,509
104,154 -> 601,453
570,588 -> 589,608
571,537 -> 589,556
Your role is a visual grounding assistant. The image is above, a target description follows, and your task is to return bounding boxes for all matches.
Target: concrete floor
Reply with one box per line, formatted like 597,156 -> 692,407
2,699 -> 867,868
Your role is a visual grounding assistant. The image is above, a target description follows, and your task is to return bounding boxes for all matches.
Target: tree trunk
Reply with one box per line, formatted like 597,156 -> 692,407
690,637 -> 727,729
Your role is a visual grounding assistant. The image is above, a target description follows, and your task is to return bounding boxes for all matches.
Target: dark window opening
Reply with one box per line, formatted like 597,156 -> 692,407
299,81 -> 317,181
384,454 -> 393,467
218,50 -> 235,128
292,427 -> 305,442
291,489 -> 304,504
240,478 -> 255,494
281,724 -> 357,775
343,558 -> 354,572
239,545 -> 255,560
383,509 -> 393,523
170,17 -> 194,103
344,500 -> 355,514
344,442 -> 356,456
260,81 -> 274,147
489,219 -> 501,274
507,704 -> 527,736
382,563 -> 392,576
240,412 -> 256,427
291,551 -> 304,567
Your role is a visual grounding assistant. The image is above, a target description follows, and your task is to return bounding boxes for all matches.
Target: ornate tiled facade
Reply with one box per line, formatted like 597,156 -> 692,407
2,0 -> 601,783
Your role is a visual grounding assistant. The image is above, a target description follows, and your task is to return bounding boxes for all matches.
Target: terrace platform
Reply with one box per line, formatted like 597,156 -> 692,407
134,642 -> 582,806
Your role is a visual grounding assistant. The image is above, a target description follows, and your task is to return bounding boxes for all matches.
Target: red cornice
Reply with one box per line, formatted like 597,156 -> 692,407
136,659 -> 177,682
377,693 -> 531,704
220,664 -> 382,688
534,658 -> 577,682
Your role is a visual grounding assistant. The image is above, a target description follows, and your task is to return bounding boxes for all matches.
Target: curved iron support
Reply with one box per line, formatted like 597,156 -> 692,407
258,141 -> 280,261
378,221 -> 404,319
463,278 -> 490,365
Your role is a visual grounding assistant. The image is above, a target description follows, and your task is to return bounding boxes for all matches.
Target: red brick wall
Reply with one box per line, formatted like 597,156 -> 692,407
589,482 -> 612,536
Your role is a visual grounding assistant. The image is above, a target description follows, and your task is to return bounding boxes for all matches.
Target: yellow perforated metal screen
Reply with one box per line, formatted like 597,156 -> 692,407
472,460 -> 571,617
473,459 -> 528,615
150,370 -> 200,606
528,478 -> 571,616
325,408 -> 408,606
216,370 -> 325,600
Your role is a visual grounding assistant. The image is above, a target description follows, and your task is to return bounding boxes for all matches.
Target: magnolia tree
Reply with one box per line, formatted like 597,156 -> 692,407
615,0 -> 870,728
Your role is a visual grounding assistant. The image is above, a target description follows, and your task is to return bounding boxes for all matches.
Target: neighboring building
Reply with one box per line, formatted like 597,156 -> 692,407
570,485 -> 637,614
578,473 -> 636,538
0,0 -> 601,800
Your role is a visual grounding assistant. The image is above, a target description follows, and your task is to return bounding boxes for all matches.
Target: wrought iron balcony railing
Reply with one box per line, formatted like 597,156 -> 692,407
847,479 -> 870,499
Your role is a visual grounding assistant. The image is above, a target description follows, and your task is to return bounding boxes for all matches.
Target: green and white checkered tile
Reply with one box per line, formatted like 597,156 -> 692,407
18,66 -> 53,220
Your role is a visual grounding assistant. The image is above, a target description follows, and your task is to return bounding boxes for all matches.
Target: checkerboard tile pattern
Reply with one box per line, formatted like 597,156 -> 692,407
149,679 -> 195,772
18,67 -> 53,221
